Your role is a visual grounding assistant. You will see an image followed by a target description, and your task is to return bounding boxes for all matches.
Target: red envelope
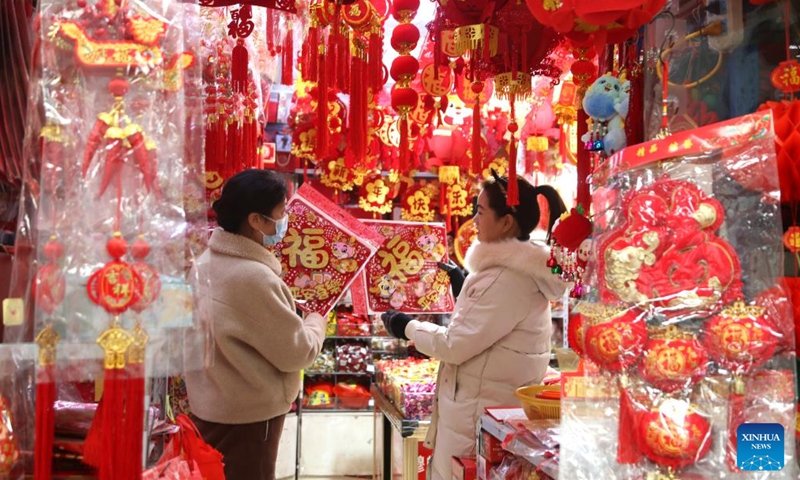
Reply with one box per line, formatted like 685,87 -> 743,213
272,184 -> 384,315
351,221 -> 456,314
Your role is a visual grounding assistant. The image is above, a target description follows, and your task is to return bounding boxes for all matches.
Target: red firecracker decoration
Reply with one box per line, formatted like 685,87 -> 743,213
638,399 -> 711,471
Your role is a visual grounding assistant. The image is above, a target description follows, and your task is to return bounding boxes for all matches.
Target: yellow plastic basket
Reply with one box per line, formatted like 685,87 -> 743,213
515,385 -> 561,420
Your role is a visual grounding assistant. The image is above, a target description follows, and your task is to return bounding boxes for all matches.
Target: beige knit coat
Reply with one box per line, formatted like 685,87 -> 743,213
185,229 -> 327,424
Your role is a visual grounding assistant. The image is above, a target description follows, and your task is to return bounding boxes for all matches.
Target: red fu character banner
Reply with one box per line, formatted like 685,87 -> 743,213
351,221 -> 456,314
273,184 -> 384,315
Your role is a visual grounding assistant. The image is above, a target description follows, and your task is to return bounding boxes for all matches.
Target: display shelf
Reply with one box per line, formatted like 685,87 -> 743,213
305,371 -> 372,376
371,385 -> 429,438
480,413 -> 559,479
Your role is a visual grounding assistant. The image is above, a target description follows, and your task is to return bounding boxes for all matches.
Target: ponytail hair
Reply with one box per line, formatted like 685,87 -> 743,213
481,172 -> 567,242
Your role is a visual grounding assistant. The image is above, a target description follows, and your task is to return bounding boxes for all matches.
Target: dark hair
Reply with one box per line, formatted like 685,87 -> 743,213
212,169 -> 288,233
481,174 -> 566,242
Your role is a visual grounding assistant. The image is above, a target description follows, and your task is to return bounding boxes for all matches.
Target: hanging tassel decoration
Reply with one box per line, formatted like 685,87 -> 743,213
368,24 -> 384,92
726,377 -> 746,472
316,45 -> 330,158
305,14 -> 320,82
471,83 -> 483,175
346,50 -> 367,168
616,375 -> 640,464
282,24 -> 294,85
231,39 -> 248,94
506,96 -> 519,206
84,233 -> 143,480
123,321 -> 149,480
399,115 -> 410,173
34,326 -> 59,480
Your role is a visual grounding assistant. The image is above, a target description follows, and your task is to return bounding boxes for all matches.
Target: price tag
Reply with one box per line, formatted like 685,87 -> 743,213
2,298 -> 23,326
275,134 -> 292,153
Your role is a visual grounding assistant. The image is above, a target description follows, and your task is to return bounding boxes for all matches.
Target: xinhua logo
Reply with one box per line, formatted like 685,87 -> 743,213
737,423 -> 785,471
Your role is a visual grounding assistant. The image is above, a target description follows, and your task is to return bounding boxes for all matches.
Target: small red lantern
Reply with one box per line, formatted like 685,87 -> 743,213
390,56 -> 420,84
771,60 -> 800,94
702,300 -> 779,376
391,87 -> 419,114
391,23 -> 421,54
639,326 -> 708,393
391,0 -> 420,19
567,312 -> 586,357
638,399 -> 712,471
584,308 -> 647,373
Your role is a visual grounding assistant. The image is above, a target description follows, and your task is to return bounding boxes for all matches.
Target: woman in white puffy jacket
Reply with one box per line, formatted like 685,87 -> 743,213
382,172 -> 572,480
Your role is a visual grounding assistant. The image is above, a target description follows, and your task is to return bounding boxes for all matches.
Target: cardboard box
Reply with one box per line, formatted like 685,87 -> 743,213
451,456 -> 476,480
479,431 -> 507,464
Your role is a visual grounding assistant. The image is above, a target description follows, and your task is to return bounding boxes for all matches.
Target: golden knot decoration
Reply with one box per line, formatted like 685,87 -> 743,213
128,322 -> 149,365
721,300 -> 765,320
649,324 -> 695,341
35,325 -> 61,367
97,317 -> 134,370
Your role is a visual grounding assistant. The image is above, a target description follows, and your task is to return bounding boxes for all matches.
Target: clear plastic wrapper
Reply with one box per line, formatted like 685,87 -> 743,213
6,0 -> 211,476
560,112 -> 798,479
375,358 -> 439,420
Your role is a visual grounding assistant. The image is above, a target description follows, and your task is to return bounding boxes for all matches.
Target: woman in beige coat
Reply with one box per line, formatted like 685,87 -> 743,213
382,172 -> 571,480
185,169 -> 327,480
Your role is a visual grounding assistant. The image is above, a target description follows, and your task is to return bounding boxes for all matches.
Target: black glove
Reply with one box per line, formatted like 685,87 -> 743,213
381,310 -> 412,340
438,261 -> 466,298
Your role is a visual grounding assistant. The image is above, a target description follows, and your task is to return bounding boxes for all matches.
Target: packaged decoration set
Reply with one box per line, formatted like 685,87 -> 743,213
560,112 -> 799,479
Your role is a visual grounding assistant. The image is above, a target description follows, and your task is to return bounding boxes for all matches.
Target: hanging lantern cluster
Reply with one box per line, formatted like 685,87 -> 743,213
389,0 -> 422,173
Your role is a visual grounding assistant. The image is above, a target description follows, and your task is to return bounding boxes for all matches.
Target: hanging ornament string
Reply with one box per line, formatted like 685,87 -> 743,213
33,236 -> 65,480
507,97 -> 519,206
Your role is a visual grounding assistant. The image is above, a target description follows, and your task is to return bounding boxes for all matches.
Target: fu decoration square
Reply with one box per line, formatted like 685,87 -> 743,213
272,184 -> 384,316
352,221 -> 455,314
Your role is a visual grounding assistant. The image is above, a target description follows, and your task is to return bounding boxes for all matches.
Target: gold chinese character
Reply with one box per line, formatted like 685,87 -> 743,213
682,139 -> 693,149
281,228 -> 330,269
636,147 -> 646,157
668,142 -> 679,153
649,144 -> 658,153
378,235 -> 424,282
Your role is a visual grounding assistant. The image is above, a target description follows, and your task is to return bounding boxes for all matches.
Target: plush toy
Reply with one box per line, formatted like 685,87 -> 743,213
581,74 -> 630,156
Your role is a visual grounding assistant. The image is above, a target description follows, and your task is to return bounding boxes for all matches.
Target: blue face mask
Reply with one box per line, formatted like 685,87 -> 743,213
260,214 -> 288,247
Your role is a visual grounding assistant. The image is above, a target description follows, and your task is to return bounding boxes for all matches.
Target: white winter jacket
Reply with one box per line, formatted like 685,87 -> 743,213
404,239 -> 571,480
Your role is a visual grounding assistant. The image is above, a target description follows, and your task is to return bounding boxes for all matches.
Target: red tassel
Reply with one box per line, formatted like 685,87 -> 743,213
123,361 -> 145,480
727,378 -> 746,472
507,135 -> 519,206
616,380 -> 640,464
34,365 -> 56,480
218,116 -> 228,179
82,400 -> 103,468
316,53 -> 329,158
471,102 -> 481,174
282,26 -> 294,85
445,187 -> 452,232
346,55 -> 366,168
266,8 -> 275,55
305,24 -> 319,82
368,29 -> 383,92
89,366 -> 124,480
399,115 -> 409,173
231,40 -> 249,94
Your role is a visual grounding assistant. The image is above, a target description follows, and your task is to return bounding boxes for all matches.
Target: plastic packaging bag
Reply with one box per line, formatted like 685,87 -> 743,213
560,112 -> 798,479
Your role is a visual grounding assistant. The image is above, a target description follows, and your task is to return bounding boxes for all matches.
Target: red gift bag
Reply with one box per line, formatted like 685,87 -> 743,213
158,415 -> 225,480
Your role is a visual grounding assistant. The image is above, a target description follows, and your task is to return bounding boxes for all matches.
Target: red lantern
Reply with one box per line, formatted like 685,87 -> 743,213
584,308 -> 647,373
638,399 -> 711,471
391,0 -> 420,19
567,312 -> 586,357
390,56 -> 420,84
392,87 -> 419,114
702,300 -> 779,376
771,60 -> 800,94
390,23 -> 420,54
639,326 -> 708,393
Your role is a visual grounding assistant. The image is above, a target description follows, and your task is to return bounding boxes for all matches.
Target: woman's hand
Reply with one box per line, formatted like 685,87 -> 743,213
381,310 -> 412,340
437,260 -> 466,298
